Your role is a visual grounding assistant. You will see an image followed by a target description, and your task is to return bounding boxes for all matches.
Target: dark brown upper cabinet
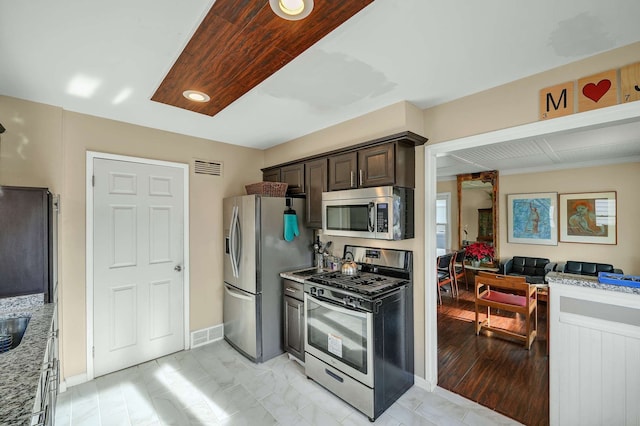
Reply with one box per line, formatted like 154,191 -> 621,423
262,168 -> 281,182
304,158 -> 328,228
261,130 -> 427,195
263,164 -> 304,195
328,152 -> 358,191
358,143 -> 395,187
328,141 -> 416,190
280,163 -> 305,195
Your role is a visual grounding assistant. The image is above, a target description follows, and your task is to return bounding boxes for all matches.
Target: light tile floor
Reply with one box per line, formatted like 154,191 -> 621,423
56,340 -> 522,425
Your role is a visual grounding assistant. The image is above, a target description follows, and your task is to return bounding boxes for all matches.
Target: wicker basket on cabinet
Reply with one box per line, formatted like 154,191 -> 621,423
244,182 -> 288,197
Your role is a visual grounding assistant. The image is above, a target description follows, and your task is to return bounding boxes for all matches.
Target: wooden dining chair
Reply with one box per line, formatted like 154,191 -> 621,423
474,272 -> 538,349
452,249 -> 467,292
437,253 -> 455,305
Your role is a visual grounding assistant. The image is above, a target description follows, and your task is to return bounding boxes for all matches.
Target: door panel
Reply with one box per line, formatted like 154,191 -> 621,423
149,279 -> 172,339
305,158 -> 327,228
110,284 -> 137,350
358,143 -> 395,187
223,195 -> 257,293
94,158 -> 184,377
329,152 -> 357,191
149,207 -> 172,263
280,163 -> 305,194
238,195 -> 257,294
110,205 -> 137,267
223,284 -> 258,359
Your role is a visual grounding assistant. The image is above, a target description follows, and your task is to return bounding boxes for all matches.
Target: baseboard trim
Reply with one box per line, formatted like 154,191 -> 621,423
62,326 -> 223,391
190,324 -> 224,348
61,373 -> 89,392
414,374 -> 436,392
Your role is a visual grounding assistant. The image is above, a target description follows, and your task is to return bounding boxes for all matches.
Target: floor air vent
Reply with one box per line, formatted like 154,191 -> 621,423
194,159 -> 222,176
190,324 -> 223,348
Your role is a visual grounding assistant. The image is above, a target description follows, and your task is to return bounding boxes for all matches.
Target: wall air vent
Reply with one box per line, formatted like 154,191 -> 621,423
193,159 -> 222,176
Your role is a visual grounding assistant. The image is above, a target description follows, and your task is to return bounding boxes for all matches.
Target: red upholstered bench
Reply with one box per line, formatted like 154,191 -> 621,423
475,272 -> 538,349
481,290 -> 528,306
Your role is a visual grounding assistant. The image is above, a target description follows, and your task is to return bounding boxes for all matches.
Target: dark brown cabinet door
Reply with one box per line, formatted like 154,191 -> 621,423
328,152 -> 357,191
0,186 -> 51,299
304,158 -> 327,228
281,163 -> 305,194
283,295 -> 304,361
358,143 -> 395,187
262,168 -> 281,182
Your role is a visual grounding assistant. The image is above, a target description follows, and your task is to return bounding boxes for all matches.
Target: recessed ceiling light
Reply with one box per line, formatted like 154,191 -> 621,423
269,0 -> 313,21
182,90 -> 210,102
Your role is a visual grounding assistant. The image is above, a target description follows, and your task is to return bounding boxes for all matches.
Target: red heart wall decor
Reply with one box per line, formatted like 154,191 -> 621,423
582,79 -> 611,102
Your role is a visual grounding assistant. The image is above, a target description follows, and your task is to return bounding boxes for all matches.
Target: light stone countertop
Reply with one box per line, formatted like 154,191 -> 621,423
546,271 -> 640,295
280,267 -> 329,284
0,294 -> 54,425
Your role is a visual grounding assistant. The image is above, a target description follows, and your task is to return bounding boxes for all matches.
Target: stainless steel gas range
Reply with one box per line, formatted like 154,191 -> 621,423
303,245 -> 414,422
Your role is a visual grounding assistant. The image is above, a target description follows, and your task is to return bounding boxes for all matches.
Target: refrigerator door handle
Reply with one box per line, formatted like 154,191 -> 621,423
236,207 -> 242,274
225,284 -> 253,301
229,205 -> 239,278
232,205 -> 242,277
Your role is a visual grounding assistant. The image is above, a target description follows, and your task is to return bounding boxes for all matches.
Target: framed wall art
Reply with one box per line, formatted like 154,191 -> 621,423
559,191 -> 617,244
507,192 -> 558,245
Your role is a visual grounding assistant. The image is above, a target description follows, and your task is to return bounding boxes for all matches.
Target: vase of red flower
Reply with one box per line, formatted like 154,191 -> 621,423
465,242 -> 494,266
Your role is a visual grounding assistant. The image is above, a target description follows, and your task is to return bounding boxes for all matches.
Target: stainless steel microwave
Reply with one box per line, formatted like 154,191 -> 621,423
322,186 -> 414,240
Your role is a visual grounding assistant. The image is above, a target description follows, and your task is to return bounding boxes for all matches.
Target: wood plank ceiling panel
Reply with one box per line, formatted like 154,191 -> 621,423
152,0 -> 374,117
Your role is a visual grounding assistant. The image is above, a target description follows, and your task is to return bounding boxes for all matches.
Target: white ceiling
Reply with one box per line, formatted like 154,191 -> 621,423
2,0 -> 640,175
437,118 -> 640,179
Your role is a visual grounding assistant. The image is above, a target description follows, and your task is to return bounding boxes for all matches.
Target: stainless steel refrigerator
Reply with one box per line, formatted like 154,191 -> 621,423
223,195 -> 312,363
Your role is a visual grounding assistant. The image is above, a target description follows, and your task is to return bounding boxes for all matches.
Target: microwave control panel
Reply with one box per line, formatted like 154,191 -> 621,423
376,203 -> 388,232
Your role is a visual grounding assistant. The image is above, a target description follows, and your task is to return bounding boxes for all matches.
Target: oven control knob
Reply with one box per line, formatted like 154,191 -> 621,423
317,288 -> 324,296
343,297 -> 351,306
310,287 -> 317,295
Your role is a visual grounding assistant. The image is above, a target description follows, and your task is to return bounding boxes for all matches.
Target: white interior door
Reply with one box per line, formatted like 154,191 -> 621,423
93,158 -> 184,377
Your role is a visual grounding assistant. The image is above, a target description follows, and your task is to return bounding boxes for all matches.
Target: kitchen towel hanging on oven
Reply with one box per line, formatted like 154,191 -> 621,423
284,202 -> 300,242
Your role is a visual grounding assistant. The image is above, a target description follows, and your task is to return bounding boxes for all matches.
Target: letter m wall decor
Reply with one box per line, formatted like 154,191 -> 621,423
539,81 -> 575,120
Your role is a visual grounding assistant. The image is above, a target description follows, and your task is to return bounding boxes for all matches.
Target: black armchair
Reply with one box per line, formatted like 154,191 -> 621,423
501,256 -> 555,284
560,260 -> 623,276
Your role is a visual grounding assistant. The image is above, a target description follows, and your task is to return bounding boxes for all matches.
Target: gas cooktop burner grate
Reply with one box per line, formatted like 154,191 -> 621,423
307,271 -> 407,296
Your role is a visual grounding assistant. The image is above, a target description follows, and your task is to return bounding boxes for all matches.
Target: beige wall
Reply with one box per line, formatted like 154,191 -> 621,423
0,97 -> 63,192
3,41 -> 638,385
1,95 -> 264,380
424,42 -> 640,279
498,164 -> 639,274
442,165 -> 640,275
263,101 -> 429,377
423,42 -> 640,145
264,101 -> 425,167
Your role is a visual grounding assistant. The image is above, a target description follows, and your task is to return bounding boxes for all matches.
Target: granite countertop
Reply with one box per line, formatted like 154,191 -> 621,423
546,271 -> 640,295
0,294 -> 54,425
280,267 -> 330,284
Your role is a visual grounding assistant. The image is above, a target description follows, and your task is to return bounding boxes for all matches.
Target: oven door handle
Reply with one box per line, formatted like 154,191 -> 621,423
307,294 -> 368,319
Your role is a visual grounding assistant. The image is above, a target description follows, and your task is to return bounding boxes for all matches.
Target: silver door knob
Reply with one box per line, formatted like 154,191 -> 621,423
174,265 -> 182,272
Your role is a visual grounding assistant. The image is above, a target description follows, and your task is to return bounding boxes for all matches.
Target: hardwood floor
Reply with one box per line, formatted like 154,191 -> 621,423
437,282 -> 549,426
